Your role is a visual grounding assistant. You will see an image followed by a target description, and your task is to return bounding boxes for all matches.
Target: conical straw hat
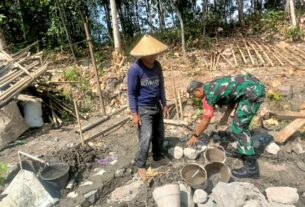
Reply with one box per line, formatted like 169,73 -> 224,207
130,34 -> 168,57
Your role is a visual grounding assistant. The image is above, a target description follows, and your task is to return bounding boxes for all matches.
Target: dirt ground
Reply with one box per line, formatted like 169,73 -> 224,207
1,47 -> 305,206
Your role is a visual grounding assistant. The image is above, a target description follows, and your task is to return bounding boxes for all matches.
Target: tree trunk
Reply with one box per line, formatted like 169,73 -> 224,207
56,0 -> 77,62
103,0 -> 113,41
237,0 -> 244,26
170,0 -> 186,57
202,0 -> 208,37
134,0 -> 140,32
110,0 -> 121,52
289,0 -> 297,26
0,29 -> 7,51
146,0 -> 153,33
157,0 -> 165,30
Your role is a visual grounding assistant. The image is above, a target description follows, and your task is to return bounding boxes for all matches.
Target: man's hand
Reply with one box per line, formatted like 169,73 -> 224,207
163,106 -> 169,118
131,113 -> 141,126
187,135 -> 199,146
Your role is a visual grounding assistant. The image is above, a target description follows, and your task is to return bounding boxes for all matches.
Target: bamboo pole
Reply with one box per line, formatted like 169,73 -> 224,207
177,90 -> 183,120
283,47 -> 304,63
73,99 -> 85,146
253,41 -> 274,66
293,46 -> 305,58
235,41 -> 247,64
84,18 -> 106,115
231,46 -> 238,66
270,45 -> 296,66
171,66 -> 180,118
213,53 -> 220,70
263,45 -> 284,66
248,41 -> 265,65
243,39 -> 255,65
220,54 -> 233,67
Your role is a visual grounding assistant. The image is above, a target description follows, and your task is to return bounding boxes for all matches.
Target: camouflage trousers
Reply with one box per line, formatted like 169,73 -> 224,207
230,83 -> 265,156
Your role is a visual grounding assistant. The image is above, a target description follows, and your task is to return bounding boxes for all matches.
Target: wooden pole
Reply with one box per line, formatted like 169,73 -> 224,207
84,18 -> 106,115
254,41 -> 274,66
248,41 -> 265,65
178,90 -> 183,120
243,39 -> 255,65
263,45 -> 284,66
220,54 -> 233,67
171,66 -> 180,118
231,45 -> 238,66
73,99 -> 85,146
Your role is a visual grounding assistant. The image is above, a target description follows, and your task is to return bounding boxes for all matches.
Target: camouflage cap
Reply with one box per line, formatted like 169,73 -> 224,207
187,80 -> 203,93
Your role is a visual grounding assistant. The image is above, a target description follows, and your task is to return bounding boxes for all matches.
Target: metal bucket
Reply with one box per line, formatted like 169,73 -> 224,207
204,145 -> 226,163
205,162 -> 231,187
39,163 -> 70,190
181,164 -> 208,189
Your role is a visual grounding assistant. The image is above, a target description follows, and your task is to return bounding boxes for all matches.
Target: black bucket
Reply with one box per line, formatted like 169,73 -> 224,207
39,163 -> 70,190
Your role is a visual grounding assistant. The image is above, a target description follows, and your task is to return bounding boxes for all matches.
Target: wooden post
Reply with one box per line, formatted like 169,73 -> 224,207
84,18 -> 106,115
231,45 -> 238,66
73,99 -> 85,146
171,66 -> 180,118
178,90 -> 183,120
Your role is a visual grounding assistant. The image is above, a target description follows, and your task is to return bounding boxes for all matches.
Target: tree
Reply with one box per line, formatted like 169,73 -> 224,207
102,0 -> 112,40
157,0 -> 165,30
170,0 -> 186,57
146,0 -> 153,32
110,0 -> 121,52
289,0 -> 297,26
237,0 -> 244,26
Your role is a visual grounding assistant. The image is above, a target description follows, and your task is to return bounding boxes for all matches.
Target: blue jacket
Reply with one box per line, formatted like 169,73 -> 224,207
127,59 -> 166,113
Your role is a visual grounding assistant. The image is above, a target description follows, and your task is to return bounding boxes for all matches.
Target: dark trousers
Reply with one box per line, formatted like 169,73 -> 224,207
135,106 -> 164,168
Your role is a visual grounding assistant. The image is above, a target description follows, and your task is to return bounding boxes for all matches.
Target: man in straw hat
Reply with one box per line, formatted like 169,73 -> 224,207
187,74 -> 265,178
128,35 -> 170,180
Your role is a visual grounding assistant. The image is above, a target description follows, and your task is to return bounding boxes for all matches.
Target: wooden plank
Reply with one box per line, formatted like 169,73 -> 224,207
270,111 -> 305,120
273,110 -> 305,143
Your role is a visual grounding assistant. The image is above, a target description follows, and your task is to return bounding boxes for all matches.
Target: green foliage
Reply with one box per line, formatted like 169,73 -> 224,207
0,161 -> 7,186
285,27 -> 304,42
267,91 -> 282,102
261,10 -> 288,40
63,66 -> 80,81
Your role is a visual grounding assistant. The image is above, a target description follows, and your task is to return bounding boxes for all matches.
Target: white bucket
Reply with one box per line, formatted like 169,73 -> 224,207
23,101 -> 44,128
153,183 -> 181,207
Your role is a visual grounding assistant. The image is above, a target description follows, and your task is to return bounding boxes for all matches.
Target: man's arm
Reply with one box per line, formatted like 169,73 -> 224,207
159,65 -> 166,107
187,117 -> 211,146
127,67 -> 141,125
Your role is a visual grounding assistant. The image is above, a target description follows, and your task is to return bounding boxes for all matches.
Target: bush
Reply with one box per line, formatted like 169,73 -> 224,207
261,10 -> 288,40
0,162 -> 7,186
285,26 -> 304,42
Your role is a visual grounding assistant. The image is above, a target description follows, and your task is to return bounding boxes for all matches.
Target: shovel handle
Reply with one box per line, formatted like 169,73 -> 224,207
18,151 -> 49,168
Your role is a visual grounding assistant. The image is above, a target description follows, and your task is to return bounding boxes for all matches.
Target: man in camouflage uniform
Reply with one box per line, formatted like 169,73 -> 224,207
187,74 -> 265,178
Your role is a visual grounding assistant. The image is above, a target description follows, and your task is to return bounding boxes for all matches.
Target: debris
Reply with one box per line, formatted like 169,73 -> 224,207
80,181 -> 93,186
211,182 -> 269,207
168,146 -> 184,159
265,187 -> 299,204
273,117 -> 305,143
145,167 -> 163,183
292,143 -> 305,154
264,118 -> 279,126
84,189 -> 98,204
184,147 -> 199,160
96,156 -> 118,165
296,161 -> 305,172
269,110 -> 305,120
0,170 -> 59,207
92,168 -> 106,176
67,191 -> 78,198
115,168 -> 125,178
110,180 -> 142,203
193,189 -> 208,204
164,119 -> 189,126
266,142 -> 281,155
0,101 -> 28,149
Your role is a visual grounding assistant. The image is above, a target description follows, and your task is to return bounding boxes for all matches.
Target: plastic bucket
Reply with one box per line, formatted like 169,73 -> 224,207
181,164 -> 208,189
153,184 -> 181,207
205,162 -> 231,187
204,145 -> 226,163
39,163 -> 70,190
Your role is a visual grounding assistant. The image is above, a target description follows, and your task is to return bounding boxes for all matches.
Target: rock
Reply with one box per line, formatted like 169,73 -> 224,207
292,143 -> 305,154
67,191 -> 78,198
115,168 -> 125,178
163,140 -> 169,149
184,148 -> 199,160
80,180 -> 93,186
211,182 -> 269,207
168,146 -> 184,159
193,189 -> 208,204
265,187 -> 299,204
243,199 -> 260,207
269,202 -> 296,207
303,192 -> 305,197
110,181 -> 142,202
266,142 -> 281,155
0,170 -> 59,207
126,168 -> 133,175
84,190 -> 98,204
